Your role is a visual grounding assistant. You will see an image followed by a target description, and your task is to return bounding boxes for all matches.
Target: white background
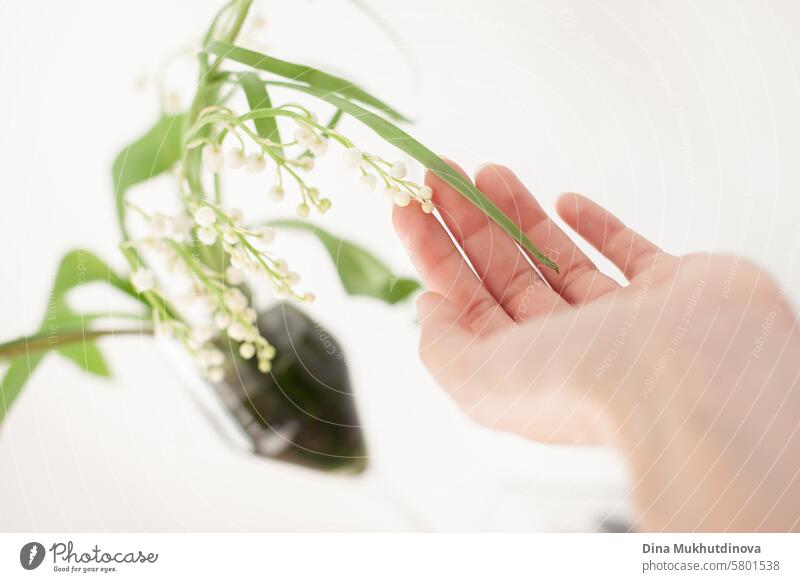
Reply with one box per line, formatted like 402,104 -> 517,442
1,0 -> 799,531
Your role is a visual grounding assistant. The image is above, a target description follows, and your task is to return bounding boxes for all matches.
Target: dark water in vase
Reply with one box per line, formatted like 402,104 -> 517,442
212,302 -> 367,472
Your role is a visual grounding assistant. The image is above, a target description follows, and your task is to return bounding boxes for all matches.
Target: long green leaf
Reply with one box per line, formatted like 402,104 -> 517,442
58,343 -> 111,378
0,337 -> 110,424
200,0 -> 253,77
239,72 -> 282,156
111,114 -> 185,237
1,354 -> 45,422
0,250 -> 146,422
269,81 -> 558,272
46,250 -> 143,354
52,249 -> 139,301
44,249 -> 142,375
271,219 -> 420,304
204,41 -> 410,123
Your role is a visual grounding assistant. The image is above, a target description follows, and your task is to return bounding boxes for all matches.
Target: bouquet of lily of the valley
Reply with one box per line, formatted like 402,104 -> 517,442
0,0 -> 555,469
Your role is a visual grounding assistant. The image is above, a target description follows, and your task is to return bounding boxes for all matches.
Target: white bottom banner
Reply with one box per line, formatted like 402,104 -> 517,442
1,533 -> 798,581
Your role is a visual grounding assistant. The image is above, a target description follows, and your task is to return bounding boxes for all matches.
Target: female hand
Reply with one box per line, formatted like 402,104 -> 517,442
393,162 -> 800,531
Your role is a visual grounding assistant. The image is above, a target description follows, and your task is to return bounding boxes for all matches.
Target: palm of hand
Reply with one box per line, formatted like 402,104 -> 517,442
393,161 -> 682,443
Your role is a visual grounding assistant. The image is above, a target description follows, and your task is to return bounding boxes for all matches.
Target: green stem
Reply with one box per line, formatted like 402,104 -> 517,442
298,109 -> 343,159
187,0 -> 254,146
0,328 -> 153,361
182,0 -> 253,271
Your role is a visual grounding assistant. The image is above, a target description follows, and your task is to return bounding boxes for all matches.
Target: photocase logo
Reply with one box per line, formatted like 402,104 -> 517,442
20,542 -> 46,570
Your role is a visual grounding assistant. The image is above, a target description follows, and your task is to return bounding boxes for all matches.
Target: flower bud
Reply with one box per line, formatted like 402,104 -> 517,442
309,137 -> 328,157
222,228 -> 239,245
225,266 -> 245,285
294,126 -> 316,147
227,322 -> 248,342
229,208 -> 244,224
198,225 -> 218,245
202,145 -> 224,173
393,190 -> 411,207
194,206 -> 216,227
296,156 -> 314,171
225,288 -> 248,312
359,173 -> 377,192
259,226 -> 277,244
214,311 -> 231,329
226,148 -> 247,169
230,254 -> 246,270
268,185 -> 285,201
390,161 -> 407,179
239,343 -> 256,359
246,153 -> 266,173
343,147 -> 363,169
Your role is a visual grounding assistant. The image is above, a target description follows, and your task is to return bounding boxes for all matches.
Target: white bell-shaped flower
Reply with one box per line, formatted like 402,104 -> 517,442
343,147 -> 363,169
194,206 -> 216,227
359,173 -> 377,192
390,161 -> 407,179
198,225 -> 218,245
226,148 -> 247,169
246,153 -> 267,173
393,190 -> 411,207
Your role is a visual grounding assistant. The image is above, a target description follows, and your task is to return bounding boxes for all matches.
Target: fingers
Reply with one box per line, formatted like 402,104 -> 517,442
474,164 -> 619,303
556,192 -> 667,280
428,161 -> 567,319
393,199 -> 512,335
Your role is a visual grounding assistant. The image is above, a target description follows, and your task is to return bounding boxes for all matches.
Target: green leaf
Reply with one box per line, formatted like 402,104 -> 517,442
111,114 -> 185,237
239,72 -> 282,157
268,81 -> 559,272
200,0 -> 254,76
0,250 -> 145,422
1,354 -> 45,422
52,249 -> 139,301
0,336 -> 109,424
58,342 -> 111,378
202,43 -> 555,269
204,41 -> 410,123
271,219 -> 420,304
